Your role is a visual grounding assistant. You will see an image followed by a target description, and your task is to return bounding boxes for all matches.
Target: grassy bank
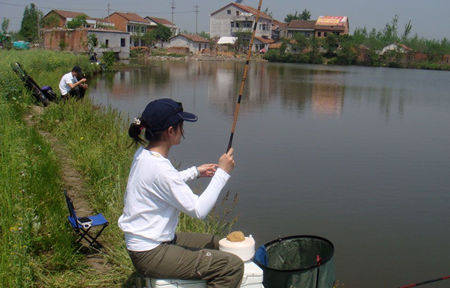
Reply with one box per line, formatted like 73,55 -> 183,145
1,49 -> 235,286
0,50 -> 94,287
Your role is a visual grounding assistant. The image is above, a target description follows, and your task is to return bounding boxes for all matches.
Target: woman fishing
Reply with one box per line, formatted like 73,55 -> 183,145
118,98 -> 244,287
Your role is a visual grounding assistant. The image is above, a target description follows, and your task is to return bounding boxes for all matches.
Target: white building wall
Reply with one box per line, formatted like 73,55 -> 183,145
210,4 -> 273,38
168,36 -> 209,53
89,31 -> 130,59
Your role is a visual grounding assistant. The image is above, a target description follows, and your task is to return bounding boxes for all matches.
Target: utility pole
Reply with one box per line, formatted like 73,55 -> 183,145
107,3 -> 110,23
194,3 -> 199,34
171,0 -> 175,30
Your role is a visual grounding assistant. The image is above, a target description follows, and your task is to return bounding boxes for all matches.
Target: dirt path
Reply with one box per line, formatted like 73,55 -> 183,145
24,105 -> 112,275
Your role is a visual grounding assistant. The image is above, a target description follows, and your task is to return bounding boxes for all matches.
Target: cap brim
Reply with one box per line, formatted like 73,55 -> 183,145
179,111 -> 198,122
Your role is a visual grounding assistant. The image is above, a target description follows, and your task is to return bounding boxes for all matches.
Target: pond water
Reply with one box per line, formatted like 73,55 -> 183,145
89,61 -> 450,288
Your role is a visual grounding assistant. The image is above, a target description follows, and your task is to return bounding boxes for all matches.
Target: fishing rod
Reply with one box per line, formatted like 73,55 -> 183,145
226,0 -> 264,152
398,275 -> 450,288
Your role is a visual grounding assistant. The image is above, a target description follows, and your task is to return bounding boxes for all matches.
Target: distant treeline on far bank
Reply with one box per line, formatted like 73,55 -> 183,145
264,16 -> 450,71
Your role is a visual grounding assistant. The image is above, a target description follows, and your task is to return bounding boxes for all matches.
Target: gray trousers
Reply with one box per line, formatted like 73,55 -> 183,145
128,232 -> 244,288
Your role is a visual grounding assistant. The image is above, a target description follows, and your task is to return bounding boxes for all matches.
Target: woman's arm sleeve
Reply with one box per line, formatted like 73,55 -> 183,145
159,168 -> 230,219
178,166 -> 199,182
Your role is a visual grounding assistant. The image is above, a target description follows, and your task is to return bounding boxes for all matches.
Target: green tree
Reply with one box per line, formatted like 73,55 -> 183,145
19,3 -> 42,42
87,34 -> 98,52
42,14 -> 59,28
293,33 -> 308,53
152,24 -> 172,43
284,11 -> 299,23
66,15 -> 87,29
324,33 -> 339,56
142,30 -> 156,47
284,9 -> 311,22
1,18 -> 9,34
299,9 -> 311,21
234,31 -> 251,52
198,31 -> 210,39
402,19 -> 413,40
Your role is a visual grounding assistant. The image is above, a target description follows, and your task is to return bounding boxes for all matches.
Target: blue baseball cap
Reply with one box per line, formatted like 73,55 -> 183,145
141,98 -> 198,132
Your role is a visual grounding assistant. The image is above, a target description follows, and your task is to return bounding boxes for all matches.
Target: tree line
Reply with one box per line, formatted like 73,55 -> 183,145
265,15 -> 450,70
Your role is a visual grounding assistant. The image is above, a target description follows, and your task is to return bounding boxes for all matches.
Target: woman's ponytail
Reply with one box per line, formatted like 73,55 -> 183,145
128,117 -> 145,145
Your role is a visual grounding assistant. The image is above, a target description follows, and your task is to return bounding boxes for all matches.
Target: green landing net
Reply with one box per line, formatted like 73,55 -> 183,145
255,235 -> 335,288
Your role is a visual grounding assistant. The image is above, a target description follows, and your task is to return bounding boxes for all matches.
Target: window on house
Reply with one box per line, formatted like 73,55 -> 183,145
127,25 -> 130,32
105,39 -> 109,48
318,32 -> 322,37
236,22 -> 240,28
236,11 -> 240,16
227,10 -> 231,14
231,22 -> 234,28
121,38 -> 125,47
324,32 -> 328,37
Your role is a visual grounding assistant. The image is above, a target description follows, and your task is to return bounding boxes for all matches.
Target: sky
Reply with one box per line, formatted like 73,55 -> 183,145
1,0 -> 449,40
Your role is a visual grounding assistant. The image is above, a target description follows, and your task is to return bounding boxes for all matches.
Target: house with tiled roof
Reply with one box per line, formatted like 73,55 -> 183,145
210,2 -> 273,39
42,9 -> 112,29
106,12 -> 151,46
168,34 -> 210,54
283,20 -> 316,38
314,16 -> 349,38
145,16 -> 179,34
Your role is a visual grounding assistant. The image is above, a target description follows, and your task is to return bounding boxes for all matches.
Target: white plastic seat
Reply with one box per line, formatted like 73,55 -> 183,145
134,261 -> 263,288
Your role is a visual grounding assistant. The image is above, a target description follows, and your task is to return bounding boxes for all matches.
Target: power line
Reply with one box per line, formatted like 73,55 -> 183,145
0,0 -> 194,15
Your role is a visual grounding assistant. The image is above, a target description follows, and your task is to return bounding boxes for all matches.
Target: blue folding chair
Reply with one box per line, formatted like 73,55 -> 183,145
64,190 -> 109,248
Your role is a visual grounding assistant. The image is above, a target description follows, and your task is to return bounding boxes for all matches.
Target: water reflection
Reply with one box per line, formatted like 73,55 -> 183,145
91,62 -> 450,121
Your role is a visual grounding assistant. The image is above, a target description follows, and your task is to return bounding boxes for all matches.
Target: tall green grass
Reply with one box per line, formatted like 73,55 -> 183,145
0,49 -> 100,287
1,49 -> 236,286
0,90 -> 84,287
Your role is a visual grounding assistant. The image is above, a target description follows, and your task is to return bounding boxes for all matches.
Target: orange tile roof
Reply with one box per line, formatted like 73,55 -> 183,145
287,20 -> 316,30
234,3 -> 272,20
211,3 -> 272,20
146,16 -> 174,26
50,9 -> 91,20
112,12 -> 148,23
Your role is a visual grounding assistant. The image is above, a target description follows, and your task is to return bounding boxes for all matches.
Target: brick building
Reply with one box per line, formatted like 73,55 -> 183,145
106,12 -> 151,46
283,20 -> 316,38
43,28 -> 130,59
145,16 -> 178,35
42,9 -> 112,29
314,16 -> 349,38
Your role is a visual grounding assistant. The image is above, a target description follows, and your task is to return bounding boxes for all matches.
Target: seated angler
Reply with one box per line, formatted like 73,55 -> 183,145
58,66 -> 88,100
119,98 -> 244,288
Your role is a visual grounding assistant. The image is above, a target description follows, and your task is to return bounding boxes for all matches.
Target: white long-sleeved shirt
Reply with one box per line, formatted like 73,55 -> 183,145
118,146 -> 230,251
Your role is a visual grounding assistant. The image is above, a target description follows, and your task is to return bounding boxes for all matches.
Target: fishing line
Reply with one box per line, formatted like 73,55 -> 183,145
226,0 -> 263,152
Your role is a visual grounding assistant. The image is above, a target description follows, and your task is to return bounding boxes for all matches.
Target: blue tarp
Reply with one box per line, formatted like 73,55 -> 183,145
13,41 -> 30,50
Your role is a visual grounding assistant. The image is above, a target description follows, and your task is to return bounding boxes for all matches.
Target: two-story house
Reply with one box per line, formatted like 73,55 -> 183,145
210,2 -> 273,40
145,16 -> 178,35
42,9 -> 112,29
106,12 -> 151,46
